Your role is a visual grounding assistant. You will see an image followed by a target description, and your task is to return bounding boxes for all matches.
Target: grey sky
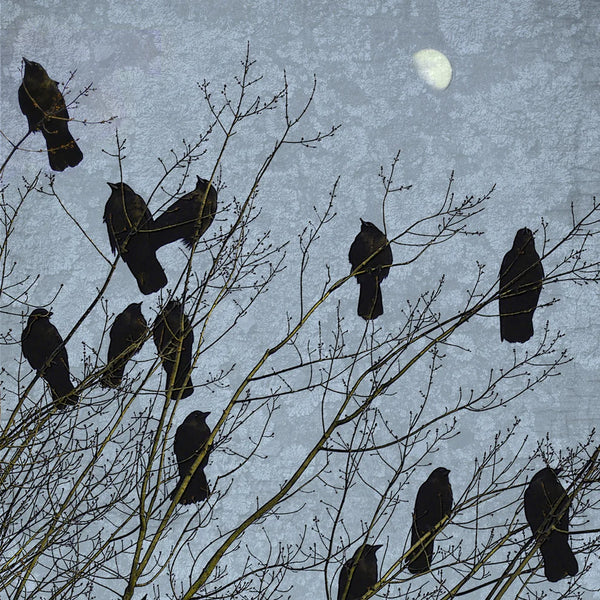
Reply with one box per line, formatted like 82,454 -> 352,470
1,0 -> 599,598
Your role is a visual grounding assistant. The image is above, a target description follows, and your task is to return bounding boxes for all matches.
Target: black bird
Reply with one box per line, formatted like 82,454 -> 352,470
21,308 -> 79,408
153,300 -> 194,399
101,303 -> 148,388
337,543 -> 382,600
152,176 -> 218,250
406,467 -> 453,574
103,182 -> 168,295
18,58 -> 83,171
348,220 -> 393,320
499,228 -> 544,343
171,410 -> 212,504
524,467 -> 578,582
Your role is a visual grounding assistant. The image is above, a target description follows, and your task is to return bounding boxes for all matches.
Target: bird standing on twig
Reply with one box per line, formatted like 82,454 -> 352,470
171,410 -> 212,504
524,467 -> 578,582
406,467 -> 453,574
337,543 -> 383,600
18,58 -> 83,171
153,300 -> 194,399
499,227 -> 544,343
103,182 -> 168,295
21,308 -> 79,408
101,303 -> 148,388
349,220 -> 393,320
152,176 -> 218,251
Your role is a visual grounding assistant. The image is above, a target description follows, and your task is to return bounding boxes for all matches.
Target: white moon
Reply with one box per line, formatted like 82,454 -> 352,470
413,49 -> 453,91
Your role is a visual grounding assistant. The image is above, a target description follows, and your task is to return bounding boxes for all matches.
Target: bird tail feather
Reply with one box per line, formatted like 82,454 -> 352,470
171,470 -> 209,504
127,253 -> 167,295
49,376 -> 79,409
100,364 -> 125,389
406,539 -> 434,574
500,313 -> 533,343
173,372 -> 194,399
43,130 -> 83,171
358,277 -> 383,320
541,535 -> 579,582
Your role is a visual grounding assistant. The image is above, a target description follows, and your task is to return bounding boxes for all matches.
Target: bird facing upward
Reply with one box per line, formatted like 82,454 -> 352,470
21,308 -> 79,408
18,58 -> 83,171
348,219 -> 393,320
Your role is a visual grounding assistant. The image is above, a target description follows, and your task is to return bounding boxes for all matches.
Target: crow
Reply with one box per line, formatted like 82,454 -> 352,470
18,58 -> 83,171
337,543 -> 383,600
171,410 -> 212,504
406,467 -> 453,574
153,300 -> 194,399
21,308 -> 79,408
499,228 -> 544,343
524,467 -> 578,582
152,176 -> 217,250
348,220 -> 393,320
101,303 -> 148,388
103,182 -> 167,295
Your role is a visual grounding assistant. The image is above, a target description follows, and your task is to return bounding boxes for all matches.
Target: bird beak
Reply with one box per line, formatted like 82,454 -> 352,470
22,57 -> 32,66
360,218 -> 366,225
107,182 -> 118,190
201,411 -> 211,418
373,544 -> 383,551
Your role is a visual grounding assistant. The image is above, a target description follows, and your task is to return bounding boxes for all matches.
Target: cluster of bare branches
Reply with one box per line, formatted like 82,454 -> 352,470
1,48 -> 599,600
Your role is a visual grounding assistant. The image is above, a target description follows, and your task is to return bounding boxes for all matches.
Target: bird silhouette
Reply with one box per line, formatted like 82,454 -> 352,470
524,467 -> 578,582
153,300 -> 194,399
152,176 -> 217,250
101,303 -> 148,388
21,308 -> 79,408
406,467 -> 453,574
18,58 -> 83,171
499,228 -> 544,343
337,543 -> 382,600
348,220 -> 393,320
103,182 -> 167,295
171,410 -> 212,504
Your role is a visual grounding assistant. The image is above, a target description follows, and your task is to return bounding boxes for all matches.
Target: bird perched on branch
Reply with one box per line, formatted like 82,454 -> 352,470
103,182 -> 168,295
524,467 -> 578,582
101,303 -> 148,388
152,176 -> 217,250
171,410 -> 212,504
348,220 -> 393,320
406,467 -> 453,574
153,300 -> 194,399
18,57 -> 83,171
337,543 -> 383,600
21,308 -> 79,408
499,228 -> 544,343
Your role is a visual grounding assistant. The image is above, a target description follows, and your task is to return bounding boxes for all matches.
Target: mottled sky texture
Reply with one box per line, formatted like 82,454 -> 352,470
1,1 -> 599,598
